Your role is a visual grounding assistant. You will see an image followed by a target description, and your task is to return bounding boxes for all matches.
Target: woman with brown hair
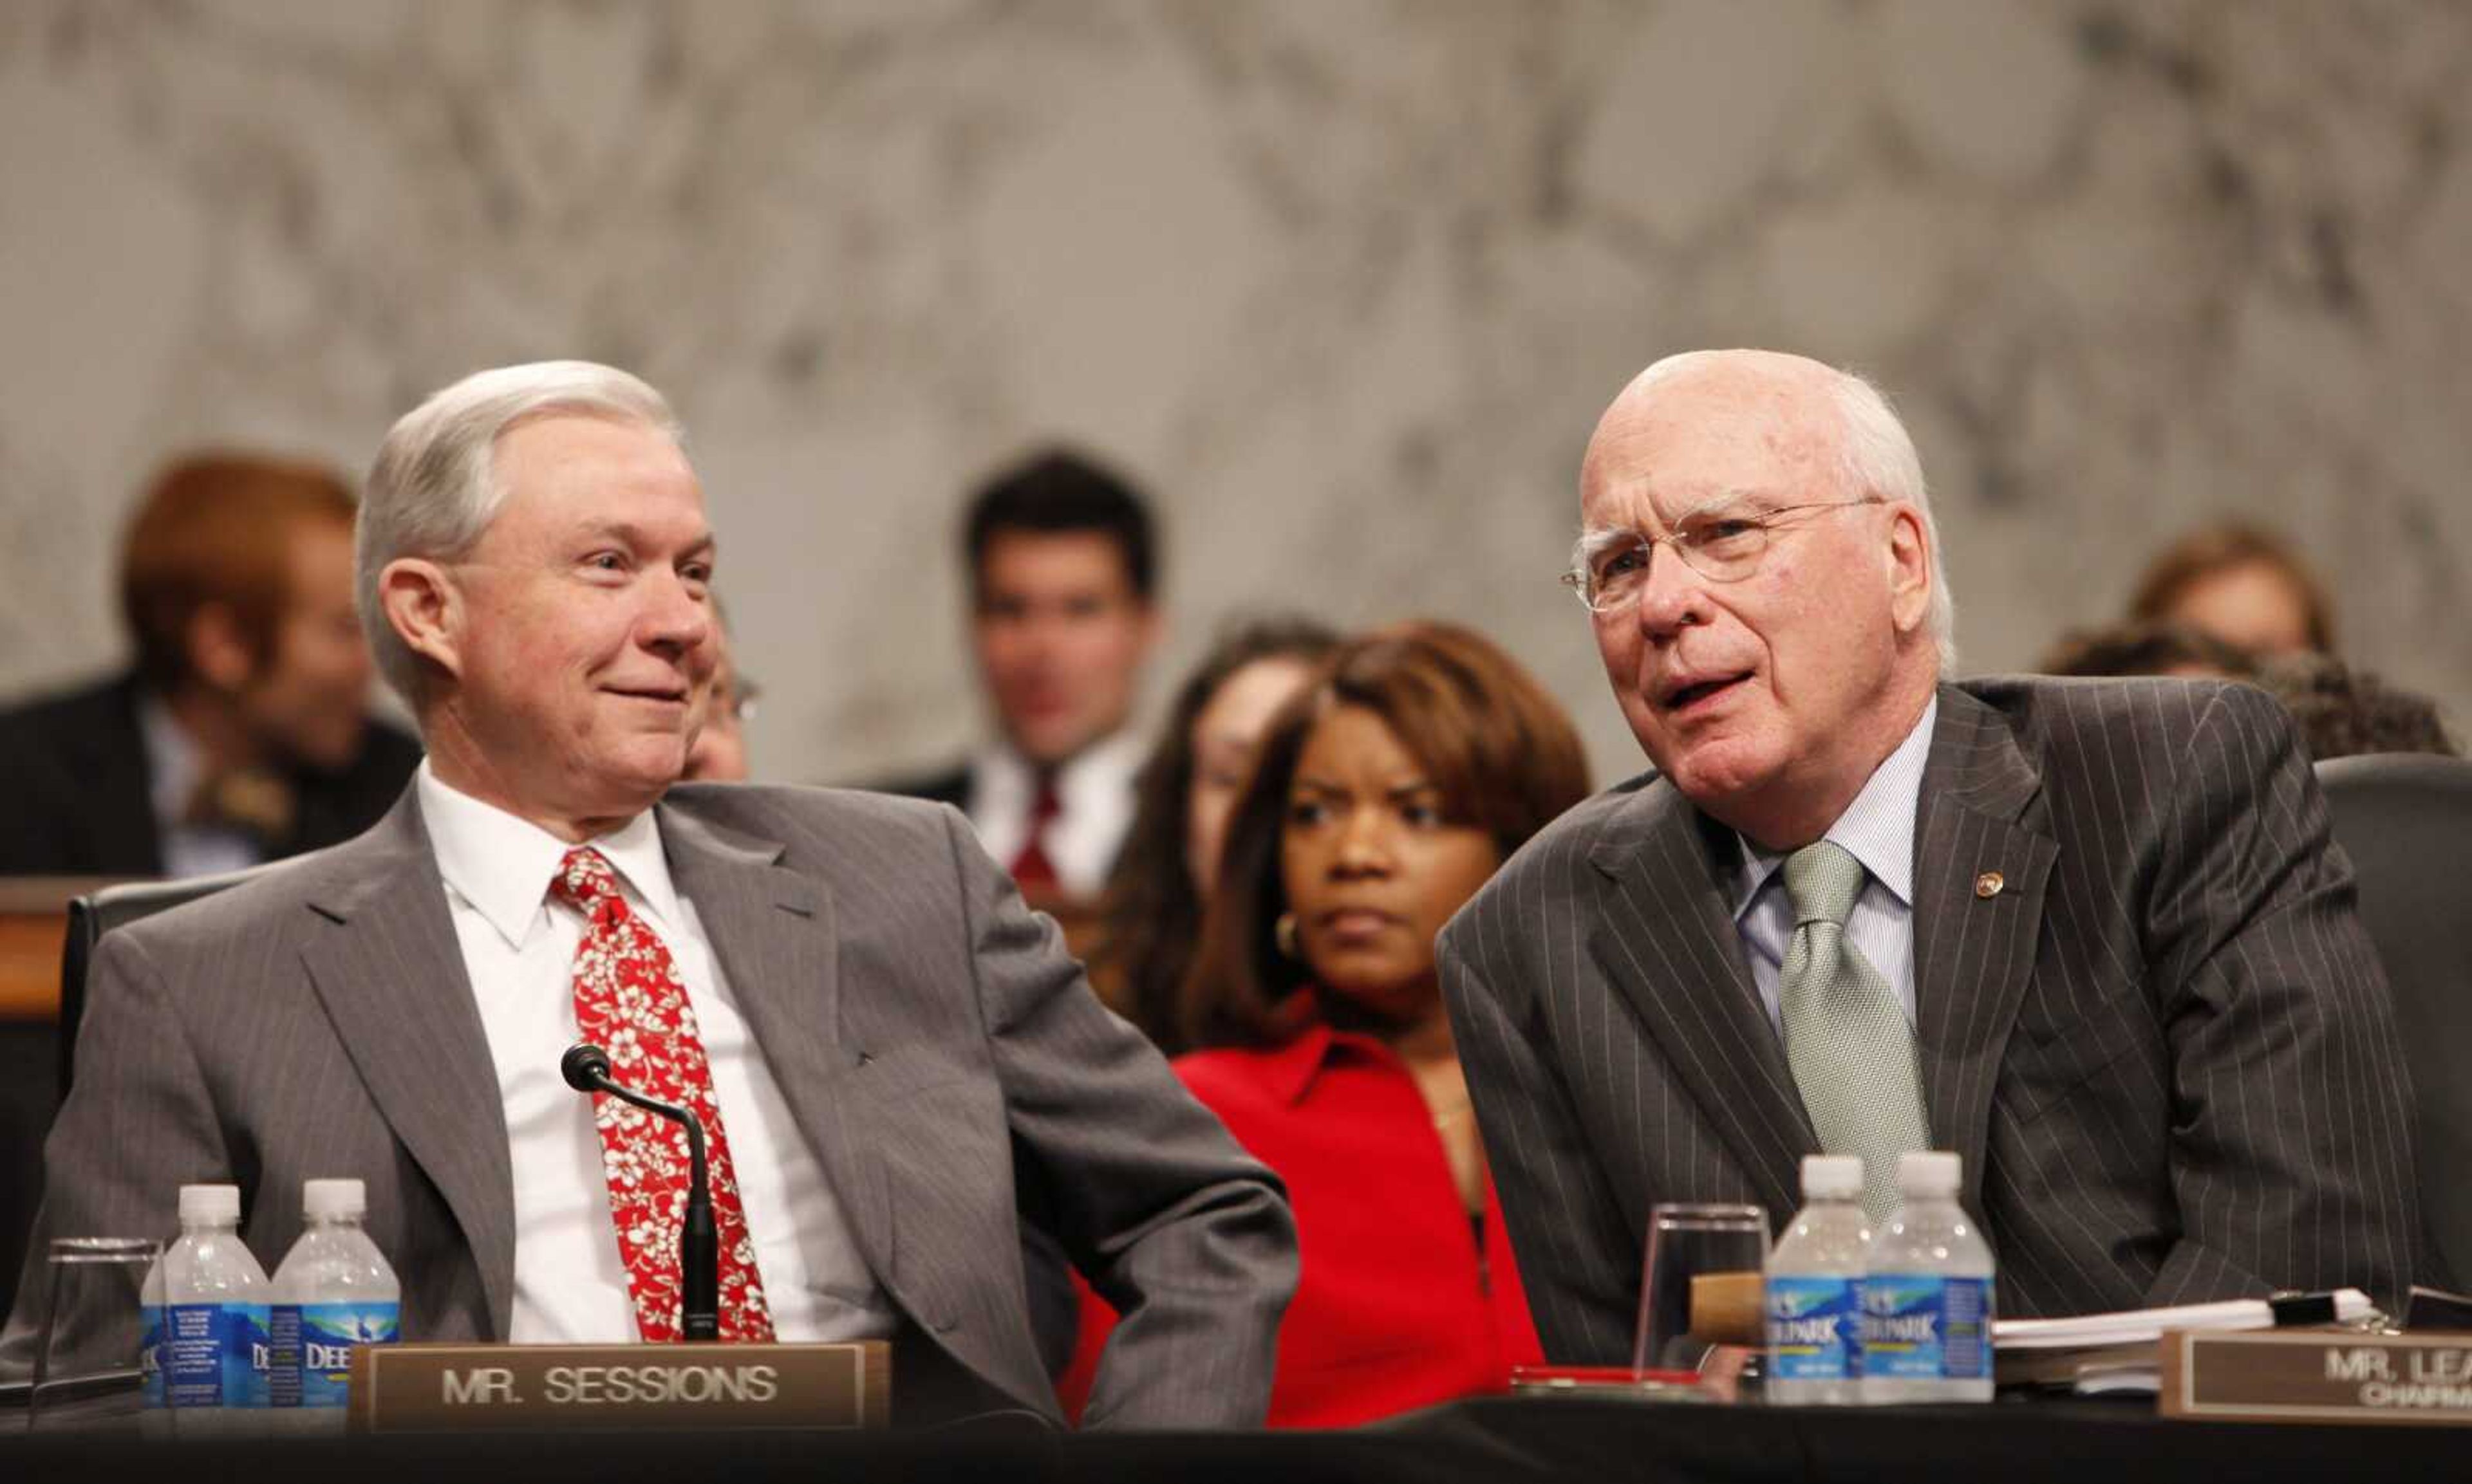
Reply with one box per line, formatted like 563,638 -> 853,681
1065,620 -> 1591,1426
1087,615 -> 1339,1051
2127,521 -> 2336,656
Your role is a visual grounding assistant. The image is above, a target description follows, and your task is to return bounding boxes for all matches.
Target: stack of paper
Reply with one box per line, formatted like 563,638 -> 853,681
1992,1290 -> 2377,1395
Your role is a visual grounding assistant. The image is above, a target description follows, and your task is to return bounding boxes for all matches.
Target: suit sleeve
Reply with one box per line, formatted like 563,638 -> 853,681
939,807 -> 1298,1429
1439,904 -> 1642,1366
2143,683 -> 2420,1312
1,930 -> 230,1375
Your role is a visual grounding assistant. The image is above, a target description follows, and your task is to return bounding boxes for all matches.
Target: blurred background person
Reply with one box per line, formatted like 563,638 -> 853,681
682,600 -> 757,783
0,452 -> 420,877
2256,652 -> 2460,762
2036,620 -> 2260,681
1069,622 -> 1588,1427
1089,615 -> 1338,1050
2126,521 -> 2336,658
881,448 -> 1159,903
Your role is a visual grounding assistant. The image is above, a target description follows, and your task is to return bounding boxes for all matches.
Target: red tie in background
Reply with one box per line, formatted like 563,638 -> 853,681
555,847 -> 776,1343
1007,773 -> 1062,891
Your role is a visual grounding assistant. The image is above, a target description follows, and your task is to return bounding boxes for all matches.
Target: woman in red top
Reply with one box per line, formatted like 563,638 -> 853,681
1067,621 -> 1591,1426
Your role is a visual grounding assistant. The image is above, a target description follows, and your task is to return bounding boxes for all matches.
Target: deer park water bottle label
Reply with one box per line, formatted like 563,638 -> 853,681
1860,1275 -> 1989,1381
273,1301 -> 402,1408
140,1304 -> 167,1409
1766,1276 -> 1863,1381
162,1302 -> 270,1407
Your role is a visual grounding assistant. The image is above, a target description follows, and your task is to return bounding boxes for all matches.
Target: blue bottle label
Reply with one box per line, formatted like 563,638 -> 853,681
1860,1275 -> 1991,1380
140,1304 -> 166,1410
1766,1275 -> 1862,1380
272,1302 -> 400,1409
163,1303 -> 268,1407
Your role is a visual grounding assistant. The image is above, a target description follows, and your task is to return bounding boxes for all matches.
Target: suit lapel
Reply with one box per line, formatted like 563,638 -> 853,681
656,801 -> 885,1266
296,790 -> 518,1335
97,676 -> 167,874
1911,685 -> 2056,1217
1587,783 -> 1813,1223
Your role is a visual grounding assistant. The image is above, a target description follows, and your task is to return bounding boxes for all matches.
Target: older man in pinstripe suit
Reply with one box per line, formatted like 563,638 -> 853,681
1440,349 -> 2419,1360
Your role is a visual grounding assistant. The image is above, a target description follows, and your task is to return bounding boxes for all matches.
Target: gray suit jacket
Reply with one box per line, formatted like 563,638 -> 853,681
1441,677 -> 2420,1362
7,782 -> 1296,1427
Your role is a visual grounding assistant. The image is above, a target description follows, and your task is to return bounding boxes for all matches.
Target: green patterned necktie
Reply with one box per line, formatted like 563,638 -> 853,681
1777,839 -> 1931,1224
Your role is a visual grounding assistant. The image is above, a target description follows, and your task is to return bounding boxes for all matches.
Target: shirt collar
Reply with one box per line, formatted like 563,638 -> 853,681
1252,1008 -> 1412,1106
1732,694 -> 1937,920
135,689 -> 203,830
973,727 -> 1143,804
415,760 -> 681,951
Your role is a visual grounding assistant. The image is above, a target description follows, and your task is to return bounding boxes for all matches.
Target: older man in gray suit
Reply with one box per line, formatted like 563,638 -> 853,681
8,361 -> 1295,1427
1441,349 -> 2419,1362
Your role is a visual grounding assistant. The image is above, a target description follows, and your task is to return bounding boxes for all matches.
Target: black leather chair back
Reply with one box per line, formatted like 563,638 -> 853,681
57,866 -> 277,1095
2316,752 -> 2472,1289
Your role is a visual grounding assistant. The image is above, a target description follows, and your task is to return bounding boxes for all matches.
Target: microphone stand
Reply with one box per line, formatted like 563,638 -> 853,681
561,1043 -> 721,1341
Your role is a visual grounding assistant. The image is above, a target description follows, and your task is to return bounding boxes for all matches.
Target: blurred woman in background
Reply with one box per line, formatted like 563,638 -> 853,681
2128,521 -> 2336,657
1071,620 -> 1589,1427
1089,615 -> 1338,1051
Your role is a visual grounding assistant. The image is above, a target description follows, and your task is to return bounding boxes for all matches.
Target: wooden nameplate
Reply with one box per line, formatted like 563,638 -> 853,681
2161,1330 -> 2472,1426
347,1341 -> 889,1433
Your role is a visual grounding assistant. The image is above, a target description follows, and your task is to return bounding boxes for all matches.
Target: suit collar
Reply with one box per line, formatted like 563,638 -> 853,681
1910,682 -> 2057,1216
88,672 -> 165,874
1582,684 -> 2054,1221
1587,779 -> 1815,1223
297,786 -> 519,1336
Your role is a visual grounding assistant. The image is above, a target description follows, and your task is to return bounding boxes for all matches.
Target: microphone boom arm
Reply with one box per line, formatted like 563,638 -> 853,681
560,1043 -> 722,1341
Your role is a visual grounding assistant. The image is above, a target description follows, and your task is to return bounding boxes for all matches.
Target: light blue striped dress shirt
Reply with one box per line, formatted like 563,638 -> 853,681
1730,696 -> 1937,1041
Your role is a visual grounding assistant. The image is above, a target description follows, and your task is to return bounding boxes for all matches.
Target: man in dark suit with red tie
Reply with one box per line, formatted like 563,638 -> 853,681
1442,349 -> 2420,1361
879,450 -> 1159,898
7,362 -> 1294,1428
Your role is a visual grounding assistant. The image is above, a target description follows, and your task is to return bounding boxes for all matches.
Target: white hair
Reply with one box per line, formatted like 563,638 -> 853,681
357,360 -> 684,703
1616,349 -> 1958,669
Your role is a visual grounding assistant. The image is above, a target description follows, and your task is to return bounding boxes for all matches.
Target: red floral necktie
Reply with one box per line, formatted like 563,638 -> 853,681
554,847 -> 775,1343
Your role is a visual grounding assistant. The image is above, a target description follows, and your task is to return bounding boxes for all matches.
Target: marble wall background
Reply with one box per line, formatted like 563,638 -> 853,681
2,0 -> 2466,786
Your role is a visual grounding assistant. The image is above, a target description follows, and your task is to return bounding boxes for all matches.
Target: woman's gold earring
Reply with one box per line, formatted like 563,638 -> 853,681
1275,912 -> 1301,960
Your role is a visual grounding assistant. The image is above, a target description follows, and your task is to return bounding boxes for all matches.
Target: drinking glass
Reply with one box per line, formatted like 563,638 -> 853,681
1633,1203 -> 1769,1377
27,1236 -> 162,1433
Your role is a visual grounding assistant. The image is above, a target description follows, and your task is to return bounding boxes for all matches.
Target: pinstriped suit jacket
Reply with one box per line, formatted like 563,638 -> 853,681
1440,676 -> 2420,1362
5,783 -> 1296,1427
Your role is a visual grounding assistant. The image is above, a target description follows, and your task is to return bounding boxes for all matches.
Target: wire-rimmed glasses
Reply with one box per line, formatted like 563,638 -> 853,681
1562,498 -> 1877,614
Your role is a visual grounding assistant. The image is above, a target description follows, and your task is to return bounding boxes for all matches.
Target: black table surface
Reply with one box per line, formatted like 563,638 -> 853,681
6,1392 -> 2471,1482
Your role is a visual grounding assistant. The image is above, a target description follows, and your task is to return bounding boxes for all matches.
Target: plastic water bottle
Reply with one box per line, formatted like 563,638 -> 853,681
1860,1151 -> 1995,1403
158,1183 -> 272,1432
269,1178 -> 400,1433
138,1249 -> 169,1434
1765,1155 -> 1871,1405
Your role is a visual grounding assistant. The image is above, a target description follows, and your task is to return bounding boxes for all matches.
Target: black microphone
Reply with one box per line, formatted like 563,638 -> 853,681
560,1043 -> 720,1342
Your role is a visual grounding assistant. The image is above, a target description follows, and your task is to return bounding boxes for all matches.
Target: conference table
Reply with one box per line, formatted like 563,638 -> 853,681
5,1393 -> 2460,1481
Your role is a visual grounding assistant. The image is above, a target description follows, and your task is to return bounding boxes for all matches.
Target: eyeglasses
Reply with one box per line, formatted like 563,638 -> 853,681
1560,498 -> 1877,614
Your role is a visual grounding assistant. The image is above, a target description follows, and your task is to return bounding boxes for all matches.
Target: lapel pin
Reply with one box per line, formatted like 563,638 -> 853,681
1974,871 -> 2005,900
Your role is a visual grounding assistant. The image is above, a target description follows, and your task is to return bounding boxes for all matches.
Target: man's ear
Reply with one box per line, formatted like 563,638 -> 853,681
1886,505 -> 1933,638
185,601 -> 256,692
379,558 -> 464,683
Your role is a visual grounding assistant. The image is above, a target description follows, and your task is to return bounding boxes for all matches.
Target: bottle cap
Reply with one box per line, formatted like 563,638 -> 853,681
302,1178 -> 366,1220
1800,1155 -> 1864,1198
178,1183 -> 240,1224
1896,1150 -> 1962,1195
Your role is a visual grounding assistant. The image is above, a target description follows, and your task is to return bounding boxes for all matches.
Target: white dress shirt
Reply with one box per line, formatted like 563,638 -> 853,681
415,763 -> 894,1344
138,692 -> 261,880
1730,696 -> 1937,1041
963,728 -> 1144,896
